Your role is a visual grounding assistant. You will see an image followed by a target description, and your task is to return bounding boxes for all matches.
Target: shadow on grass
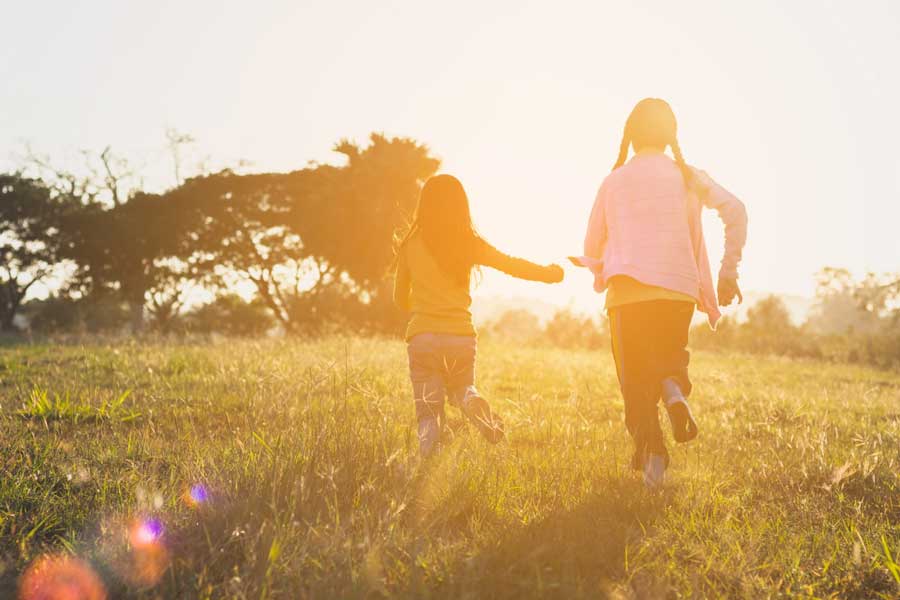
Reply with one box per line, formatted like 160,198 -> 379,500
420,476 -> 673,599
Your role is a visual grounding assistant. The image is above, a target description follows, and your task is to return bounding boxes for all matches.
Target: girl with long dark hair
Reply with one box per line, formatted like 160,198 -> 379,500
394,174 -> 564,457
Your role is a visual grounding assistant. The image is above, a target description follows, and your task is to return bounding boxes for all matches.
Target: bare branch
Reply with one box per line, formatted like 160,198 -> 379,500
166,128 -> 196,186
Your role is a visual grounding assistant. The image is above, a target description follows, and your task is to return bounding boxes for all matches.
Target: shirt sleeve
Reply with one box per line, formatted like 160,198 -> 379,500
475,239 -> 558,282
693,168 -> 748,279
583,183 -> 608,260
393,247 -> 411,311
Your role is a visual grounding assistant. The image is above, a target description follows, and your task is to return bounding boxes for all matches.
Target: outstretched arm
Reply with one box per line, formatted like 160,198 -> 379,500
393,249 -> 411,311
476,240 -> 563,283
694,169 -> 748,305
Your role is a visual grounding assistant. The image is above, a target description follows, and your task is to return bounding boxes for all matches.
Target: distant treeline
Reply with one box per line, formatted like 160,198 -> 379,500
1,134 -> 439,336
691,273 -> 900,369
2,135 -> 897,368
484,269 -> 900,370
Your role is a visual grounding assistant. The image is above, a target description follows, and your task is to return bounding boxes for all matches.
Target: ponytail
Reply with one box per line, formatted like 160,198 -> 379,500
611,131 -> 630,171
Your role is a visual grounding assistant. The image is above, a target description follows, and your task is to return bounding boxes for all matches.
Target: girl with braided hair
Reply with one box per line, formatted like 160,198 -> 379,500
577,98 -> 748,489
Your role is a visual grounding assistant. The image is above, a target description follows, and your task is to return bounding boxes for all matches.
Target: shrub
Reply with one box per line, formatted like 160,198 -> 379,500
543,308 -> 608,350
692,295 -> 900,369
181,295 -> 275,336
485,309 -> 542,343
24,295 -> 131,334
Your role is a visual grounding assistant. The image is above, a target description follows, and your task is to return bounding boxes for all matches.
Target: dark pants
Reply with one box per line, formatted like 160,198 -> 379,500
407,333 -> 477,424
608,300 -> 694,468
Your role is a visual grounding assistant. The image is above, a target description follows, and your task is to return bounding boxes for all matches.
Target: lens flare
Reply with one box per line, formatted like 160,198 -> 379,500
183,483 -> 209,507
18,554 -> 107,600
122,518 -> 169,586
131,519 -> 163,547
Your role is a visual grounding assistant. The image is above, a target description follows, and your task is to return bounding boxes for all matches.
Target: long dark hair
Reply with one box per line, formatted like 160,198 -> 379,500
612,98 -> 695,189
394,174 -> 484,286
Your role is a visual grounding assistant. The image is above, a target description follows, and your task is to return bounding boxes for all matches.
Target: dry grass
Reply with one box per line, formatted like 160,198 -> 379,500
0,336 -> 898,598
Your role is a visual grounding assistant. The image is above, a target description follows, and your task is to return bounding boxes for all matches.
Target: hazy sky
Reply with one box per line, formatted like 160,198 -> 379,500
2,0 -> 898,310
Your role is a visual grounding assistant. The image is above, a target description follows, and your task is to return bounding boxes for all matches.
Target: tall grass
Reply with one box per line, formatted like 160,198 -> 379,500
0,337 -> 898,598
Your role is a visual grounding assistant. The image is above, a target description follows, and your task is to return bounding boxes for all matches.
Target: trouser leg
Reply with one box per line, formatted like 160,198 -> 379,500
609,305 -> 668,469
650,301 -> 694,399
442,336 -> 477,408
407,335 -> 446,424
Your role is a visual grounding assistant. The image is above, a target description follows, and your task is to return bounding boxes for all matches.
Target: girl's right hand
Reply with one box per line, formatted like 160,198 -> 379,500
545,264 -> 565,283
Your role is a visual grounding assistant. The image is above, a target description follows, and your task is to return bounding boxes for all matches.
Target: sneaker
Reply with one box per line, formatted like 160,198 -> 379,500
643,454 -> 666,490
460,387 -> 505,444
663,378 -> 698,443
418,418 -> 440,458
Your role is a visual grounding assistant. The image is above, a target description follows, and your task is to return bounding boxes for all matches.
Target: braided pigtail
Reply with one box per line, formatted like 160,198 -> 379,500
669,138 -> 693,189
611,130 -> 630,171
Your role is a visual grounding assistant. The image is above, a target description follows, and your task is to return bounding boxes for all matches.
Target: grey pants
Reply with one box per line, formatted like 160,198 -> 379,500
407,333 -> 477,423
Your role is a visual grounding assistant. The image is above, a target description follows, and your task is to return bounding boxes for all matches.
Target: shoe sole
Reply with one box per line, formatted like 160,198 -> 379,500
667,400 -> 698,443
463,395 -> 505,444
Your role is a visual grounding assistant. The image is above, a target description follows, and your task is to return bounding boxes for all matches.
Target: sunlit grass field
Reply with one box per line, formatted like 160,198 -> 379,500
1,336 -> 899,598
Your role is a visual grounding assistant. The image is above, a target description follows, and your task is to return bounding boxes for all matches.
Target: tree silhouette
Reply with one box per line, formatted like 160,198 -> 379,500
325,134 -> 439,287
320,134 -> 439,331
13,133 -> 440,335
166,170 -> 317,332
60,192 -> 185,331
745,295 -> 793,331
170,134 -> 439,333
0,174 -> 73,330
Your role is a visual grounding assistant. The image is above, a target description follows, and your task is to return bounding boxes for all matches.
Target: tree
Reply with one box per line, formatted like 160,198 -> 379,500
23,145 -> 183,332
25,145 -> 139,209
166,170 -> 323,333
165,128 -> 196,187
322,134 -> 439,289
488,309 -> 542,342
302,134 -> 439,331
544,308 -> 607,349
0,174 -> 73,331
15,133 -> 440,335
144,259 -> 197,333
810,267 -> 900,334
171,134 -> 439,333
745,295 -> 794,332
60,192 -> 185,331
853,272 -> 900,319
808,268 -> 882,335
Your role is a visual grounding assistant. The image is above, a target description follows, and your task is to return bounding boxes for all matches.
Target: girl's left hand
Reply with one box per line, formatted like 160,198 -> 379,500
717,277 -> 743,306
